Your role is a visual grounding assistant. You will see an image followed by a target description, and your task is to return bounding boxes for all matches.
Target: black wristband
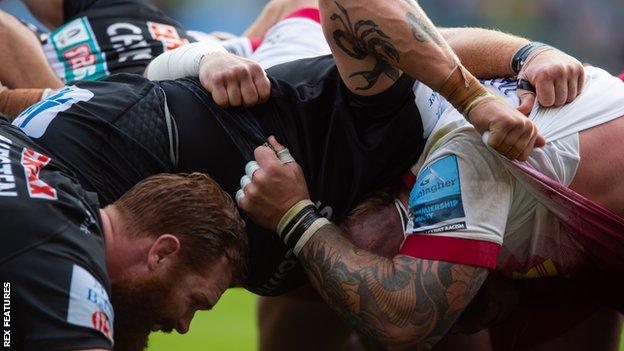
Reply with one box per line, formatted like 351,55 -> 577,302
286,209 -> 322,250
280,205 -> 316,243
512,42 -> 547,74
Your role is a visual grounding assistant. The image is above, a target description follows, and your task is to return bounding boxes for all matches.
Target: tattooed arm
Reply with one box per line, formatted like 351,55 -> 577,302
319,0 -> 460,95
238,139 -> 489,350
299,223 -> 488,350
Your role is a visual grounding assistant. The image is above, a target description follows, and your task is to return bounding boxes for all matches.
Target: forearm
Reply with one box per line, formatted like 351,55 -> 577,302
320,0 -> 461,93
0,11 -> 63,89
299,223 -> 488,350
440,27 -> 530,79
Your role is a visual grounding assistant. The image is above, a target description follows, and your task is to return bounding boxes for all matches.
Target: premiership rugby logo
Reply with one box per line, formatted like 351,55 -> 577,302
20,148 -> 57,200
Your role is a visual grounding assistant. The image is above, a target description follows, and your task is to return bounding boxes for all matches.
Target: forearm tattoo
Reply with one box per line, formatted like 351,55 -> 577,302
403,0 -> 446,46
299,224 -> 488,350
330,1 -> 400,90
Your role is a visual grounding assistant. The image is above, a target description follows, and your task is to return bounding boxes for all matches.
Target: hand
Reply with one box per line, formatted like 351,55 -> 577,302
199,52 -> 271,108
469,97 -> 546,161
238,136 -> 310,230
517,49 -> 585,115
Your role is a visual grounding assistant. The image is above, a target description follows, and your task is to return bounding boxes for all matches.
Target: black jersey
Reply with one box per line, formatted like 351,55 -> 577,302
15,55 -> 425,295
43,0 -> 193,83
0,121 -> 111,350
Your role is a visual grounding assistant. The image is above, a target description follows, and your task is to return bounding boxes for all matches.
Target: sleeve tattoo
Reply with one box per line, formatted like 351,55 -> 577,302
299,224 -> 488,350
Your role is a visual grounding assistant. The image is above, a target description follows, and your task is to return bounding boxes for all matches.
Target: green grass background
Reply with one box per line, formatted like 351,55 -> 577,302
147,289 -> 624,351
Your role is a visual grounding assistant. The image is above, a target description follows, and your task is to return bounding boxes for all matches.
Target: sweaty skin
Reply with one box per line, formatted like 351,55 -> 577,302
569,116 -> 624,216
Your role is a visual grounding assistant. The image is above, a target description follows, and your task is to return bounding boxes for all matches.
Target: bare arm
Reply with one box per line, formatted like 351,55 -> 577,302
22,0 -> 64,29
299,223 -> 487,350
439,27 -> 529,79
238,138 -> 489,350
0,10 -> 62,88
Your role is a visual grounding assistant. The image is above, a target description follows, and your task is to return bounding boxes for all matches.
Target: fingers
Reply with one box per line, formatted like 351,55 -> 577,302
239,72 -> 259,108
534,133 -> 546,148
552,77 -> 568,106
534,75 -> 556,107
254,145 -> 281,168
200,53 -> 270,108
268,135 -> 286,152
517,90 -> 535,116
208,77 -> 230,108
225,79 -> 243,107
577,67 -> 586,95
254,70 -> 271,103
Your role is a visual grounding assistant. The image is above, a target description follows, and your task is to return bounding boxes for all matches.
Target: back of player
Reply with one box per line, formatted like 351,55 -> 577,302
13,54 -> 425,295
43,0 -> 193,83
0,119 -> 112,350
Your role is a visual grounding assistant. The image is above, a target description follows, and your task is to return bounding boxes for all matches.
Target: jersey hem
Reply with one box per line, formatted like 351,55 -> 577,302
399,235 -> 500,269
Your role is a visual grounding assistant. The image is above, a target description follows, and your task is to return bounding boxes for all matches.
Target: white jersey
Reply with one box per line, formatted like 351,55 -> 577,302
401,67 -> 624,278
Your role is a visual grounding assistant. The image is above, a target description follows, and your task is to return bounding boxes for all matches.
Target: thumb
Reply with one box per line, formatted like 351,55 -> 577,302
534,133 -> 546,148
517,90 -> 535,116
268,135 -> 287,152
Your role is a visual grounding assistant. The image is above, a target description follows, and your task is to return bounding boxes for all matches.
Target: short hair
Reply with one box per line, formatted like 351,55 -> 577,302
113,173 -> 247,283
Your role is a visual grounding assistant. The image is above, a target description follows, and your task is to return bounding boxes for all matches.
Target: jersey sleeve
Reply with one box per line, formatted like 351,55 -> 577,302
1,240 -> 114,351
400,135 -> 514,269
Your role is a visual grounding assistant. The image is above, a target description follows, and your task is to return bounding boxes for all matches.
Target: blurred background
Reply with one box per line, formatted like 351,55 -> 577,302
1,0 -> 623,72
0,0 -> 623,350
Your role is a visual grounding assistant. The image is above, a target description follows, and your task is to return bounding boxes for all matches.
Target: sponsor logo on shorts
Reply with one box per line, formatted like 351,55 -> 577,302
50,17 -> 108,82
0,134 -> 16,197
67,265 -> 114,343
14,86 -> 94,138
147,22 -> 188,51
20,148 -> 57,200
407,155 -> 466,232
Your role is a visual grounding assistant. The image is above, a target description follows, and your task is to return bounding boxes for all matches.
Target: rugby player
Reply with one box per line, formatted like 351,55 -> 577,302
9,0 -> 581,300
0,118 -> 246,351
236,5 -> 624,351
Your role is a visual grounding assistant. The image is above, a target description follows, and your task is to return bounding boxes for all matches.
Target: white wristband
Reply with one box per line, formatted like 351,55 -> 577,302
145,42 -> 227,81
293,217 -> 330,256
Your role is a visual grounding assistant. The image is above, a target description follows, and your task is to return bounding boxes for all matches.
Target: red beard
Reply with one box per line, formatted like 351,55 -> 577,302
110,271 -> 179,351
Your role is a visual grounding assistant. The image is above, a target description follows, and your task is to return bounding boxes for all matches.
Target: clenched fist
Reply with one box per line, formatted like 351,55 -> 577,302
199,52 -> 271,108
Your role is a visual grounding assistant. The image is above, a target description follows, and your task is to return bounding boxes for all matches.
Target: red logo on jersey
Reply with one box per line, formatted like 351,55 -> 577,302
91,310 -> 112,339
147,21 -> 188,51
63,43 -> 97,70
20,148 -> 57,200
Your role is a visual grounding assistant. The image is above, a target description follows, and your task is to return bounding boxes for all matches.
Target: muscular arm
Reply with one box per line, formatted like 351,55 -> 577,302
440,27 -> 529,79
0,10 -> 62,88
299,223 -> 488,350
22,0 -> 64,29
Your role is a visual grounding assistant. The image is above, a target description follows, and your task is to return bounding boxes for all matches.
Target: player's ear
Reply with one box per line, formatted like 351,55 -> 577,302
147,234 -> 181,271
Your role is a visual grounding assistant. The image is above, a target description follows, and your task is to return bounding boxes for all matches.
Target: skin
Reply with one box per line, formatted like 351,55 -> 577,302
569,116 -> 624,216
0,10 -> 63,88
100,205 -> 233,334
240,122 -> 624,349
239,138 -> 488,350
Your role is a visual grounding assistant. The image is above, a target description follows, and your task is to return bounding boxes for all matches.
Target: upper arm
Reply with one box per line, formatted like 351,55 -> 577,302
22,0 -> 65,29
401,139 -> 513,269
